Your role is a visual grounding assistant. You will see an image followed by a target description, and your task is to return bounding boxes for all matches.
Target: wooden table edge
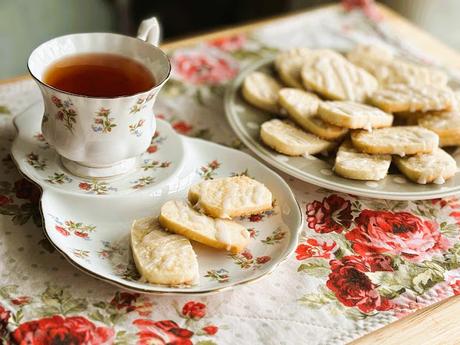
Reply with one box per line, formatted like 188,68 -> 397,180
2,3 -> 460,345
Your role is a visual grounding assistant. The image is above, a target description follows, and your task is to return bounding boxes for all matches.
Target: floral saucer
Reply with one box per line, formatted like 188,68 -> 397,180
225,57 -> 460,200
11,101 -> 302,294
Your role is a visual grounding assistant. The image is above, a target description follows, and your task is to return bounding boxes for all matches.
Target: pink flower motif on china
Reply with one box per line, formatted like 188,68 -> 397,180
182,301 -> 206,320
450,279 -> 460,295
11,296 -> 31,306
345,210 -> 450,262
295,238 -> 337,260
0,304 -> 10,337
306,195 -> 352,233
208,34 -> 246,52
55,225 -> 70,236
172,49 -> 238,85
172,121 -> 193,134
51,95 -> 62,107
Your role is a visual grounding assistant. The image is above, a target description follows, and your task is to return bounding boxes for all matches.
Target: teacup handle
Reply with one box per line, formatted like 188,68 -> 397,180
137,17 -> 161,46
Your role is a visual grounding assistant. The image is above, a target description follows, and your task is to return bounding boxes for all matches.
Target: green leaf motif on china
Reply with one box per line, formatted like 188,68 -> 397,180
141,160 -> 171,171
297,258 -> 331,277
261,227 -> 286,245
92,107 -> 117,133
26,152 -> 46,170
131,176 -> 155,189
198,160 -> 221,180
205,268 -> 230,283
45,172 -> 72,185
0,285 -> 18,299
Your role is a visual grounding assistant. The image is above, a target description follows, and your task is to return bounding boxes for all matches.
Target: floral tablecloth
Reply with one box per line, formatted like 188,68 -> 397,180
2,4 -> 460,345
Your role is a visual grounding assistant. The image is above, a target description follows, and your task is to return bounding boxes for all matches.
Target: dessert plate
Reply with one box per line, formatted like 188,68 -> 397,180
225,57 -> 460,200
12,101 -> 302,294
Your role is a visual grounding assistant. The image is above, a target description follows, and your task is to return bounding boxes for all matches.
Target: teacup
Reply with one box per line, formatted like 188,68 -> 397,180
27,18 -> 170,178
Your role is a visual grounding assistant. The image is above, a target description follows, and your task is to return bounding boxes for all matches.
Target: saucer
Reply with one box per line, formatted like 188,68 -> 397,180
12,102 -> 185,196
225,57 -> 460,200
12,101 -> 303,294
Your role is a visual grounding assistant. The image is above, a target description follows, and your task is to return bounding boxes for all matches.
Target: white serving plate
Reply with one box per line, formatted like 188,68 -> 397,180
11,101 -> 303,294
224,57 -> 460,200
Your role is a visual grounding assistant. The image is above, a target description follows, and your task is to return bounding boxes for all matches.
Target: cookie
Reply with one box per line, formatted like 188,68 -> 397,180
242,71 -> 282,113
274,48 -> 312,88
301,52 -> 378,102
318,101 -> 393,130
278,88 -> 348,140
260,119 -> 334,156
369,84 -> 454,113
334,141 -> 391,181
417,111 -> 460,147
346,44 -> 395,65
394,148 -> 457,184
347,45 -> 448,87
131,217 -> 199,286
351,126 -> 439,156
189,176 -> 272,219
159,200 -> 250,254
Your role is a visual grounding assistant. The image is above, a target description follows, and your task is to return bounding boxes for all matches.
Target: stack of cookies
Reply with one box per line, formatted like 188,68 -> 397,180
242,45 -> 460,185
130,176 -> 273,286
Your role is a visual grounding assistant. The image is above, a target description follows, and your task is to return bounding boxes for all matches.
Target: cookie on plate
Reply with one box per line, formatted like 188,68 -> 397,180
260,119 -> 334,156
318,101 -> 393,130
394,148 -> 457,184
131,217 -> 199,286
417,111 -> 460,147
334,141 -> 391,181
351,126 -> 439,156
159,200 -> 250,254
274,48 -> 312,88
278,88 -> 348,140
242,71 -> 282,113
301,52 -> 378,102
188,176 -> 273,219
369,84 -> 454,113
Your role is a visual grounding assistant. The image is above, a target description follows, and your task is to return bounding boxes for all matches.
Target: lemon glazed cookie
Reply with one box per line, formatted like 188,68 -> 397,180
318,101 -> 393,130
242,71 -> 282,113
351,126 -> 439,156
417,111 -> 460,147
274,48 -> 312,88
159,200 -> 250,254
394,148 -> 457,184
278,88 -> 348,140
260,119 -> 334,156
301,52 -> 378,102
131,217 -> 199,286
334,141 -> 391,181
189,176 -> 273,219
369,84 -> 454,113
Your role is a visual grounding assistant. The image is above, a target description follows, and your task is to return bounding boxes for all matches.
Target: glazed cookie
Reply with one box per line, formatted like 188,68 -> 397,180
417,111 -> 460,147
242,71 -> 282,113
278,88 -> 348,140
394,148 -> 457,184
351,126 -> 439,156
369,84 -> 454,113
318,101 -> 393,130
131,217 -> 199,286
301,52 -> 378,102
260,119 -> 334,156
334,141 -> 391,181
188,176 -> 273,219
274,48 -> 312,88
159,200 -> 250,254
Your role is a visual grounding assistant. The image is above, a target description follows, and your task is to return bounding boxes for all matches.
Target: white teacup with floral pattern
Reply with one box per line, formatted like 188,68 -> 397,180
27,18 -> 170,178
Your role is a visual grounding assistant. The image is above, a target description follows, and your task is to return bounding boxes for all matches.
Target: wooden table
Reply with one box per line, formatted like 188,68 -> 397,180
2,4 -> 460,344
